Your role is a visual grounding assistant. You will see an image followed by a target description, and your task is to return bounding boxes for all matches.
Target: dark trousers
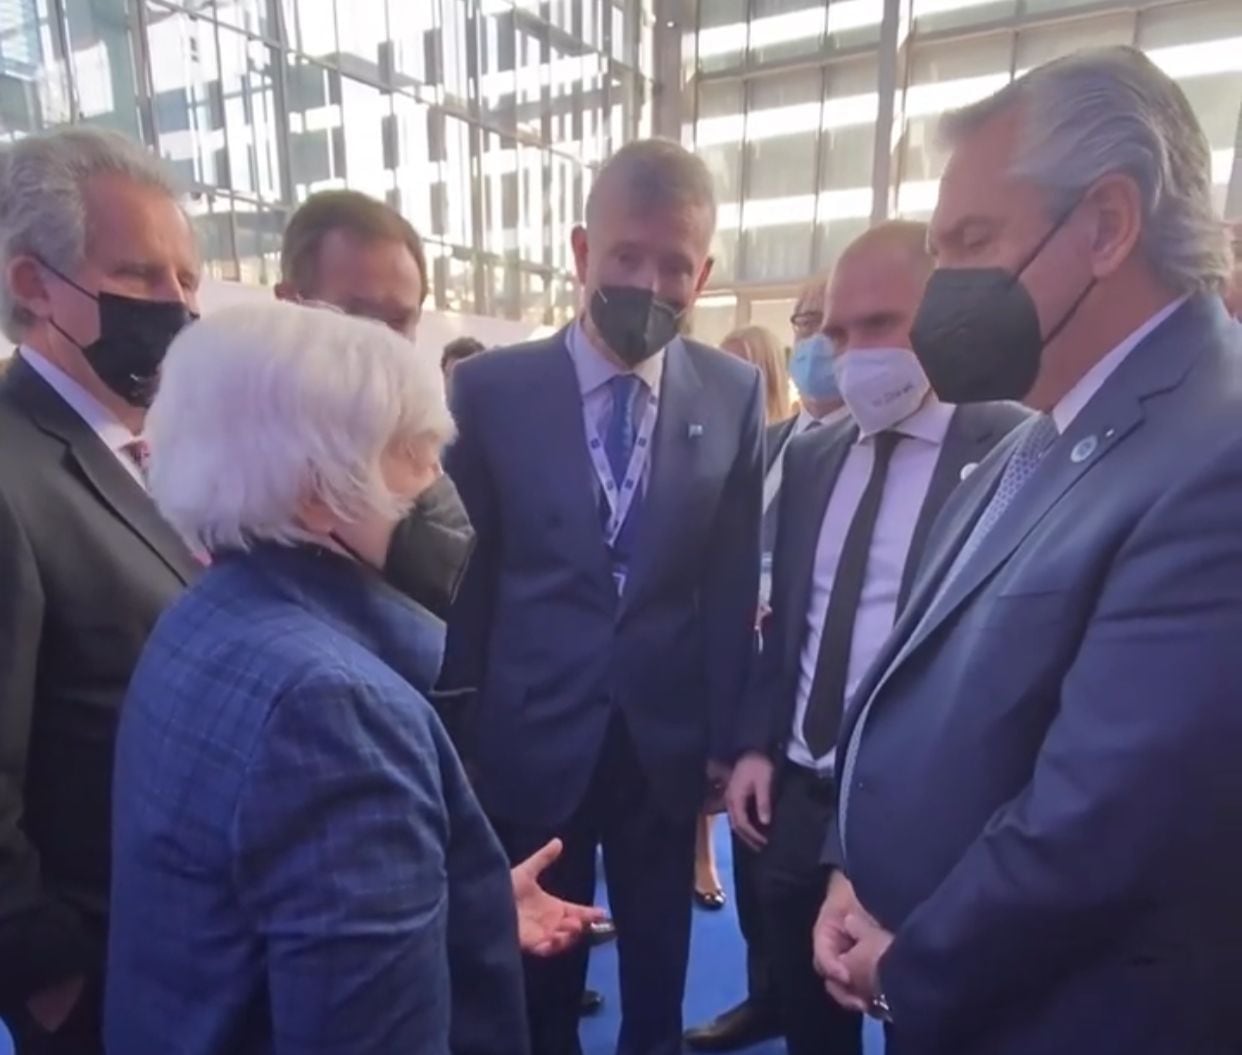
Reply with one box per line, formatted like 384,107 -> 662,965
492,717 -> 697,1055
759,762 -> 863,1055
731,831 -> 775,1008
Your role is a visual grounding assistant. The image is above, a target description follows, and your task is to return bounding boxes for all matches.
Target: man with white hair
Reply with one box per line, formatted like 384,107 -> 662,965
0,125 -> 201,1053
814,47 -> 1242,1054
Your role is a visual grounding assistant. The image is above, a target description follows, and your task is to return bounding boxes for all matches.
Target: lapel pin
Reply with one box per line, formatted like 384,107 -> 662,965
688,423 -> 704,439
959,462 -> 979,482
1071,436 -> 1098,464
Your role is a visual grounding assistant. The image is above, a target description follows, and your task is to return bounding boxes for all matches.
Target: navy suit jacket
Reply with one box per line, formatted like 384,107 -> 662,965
837,296 -> 1242,1055
442,329 -> 764,826
740,400 -> 1027,757
106,545 -> 526,1055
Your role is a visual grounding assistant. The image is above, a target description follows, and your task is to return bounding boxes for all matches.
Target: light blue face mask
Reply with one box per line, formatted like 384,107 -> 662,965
788,332 -> 839,401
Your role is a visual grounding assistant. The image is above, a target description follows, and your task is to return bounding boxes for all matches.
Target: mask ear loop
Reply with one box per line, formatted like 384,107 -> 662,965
1013,197 -> 1097,349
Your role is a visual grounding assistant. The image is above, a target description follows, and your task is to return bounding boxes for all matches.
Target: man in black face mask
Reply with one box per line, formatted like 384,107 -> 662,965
440,138 -> 764,1055
275,189 -> 474,624
0,126 -> 203,1054
812,48 -> 1242,1055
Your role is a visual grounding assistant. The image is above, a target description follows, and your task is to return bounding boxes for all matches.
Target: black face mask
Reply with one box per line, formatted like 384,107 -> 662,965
41,260 -> 197,408
910,208 -> 1096,404
589,285 -> 684,367
331,475 -> 476,621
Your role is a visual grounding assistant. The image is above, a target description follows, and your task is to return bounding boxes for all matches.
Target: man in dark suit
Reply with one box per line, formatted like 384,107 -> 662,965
686,272 -> 850,1054
816,48 -> 1242,1055
0,126 -> 202,1053
727,221 -> 1026,1055
442,138 -> 764,1055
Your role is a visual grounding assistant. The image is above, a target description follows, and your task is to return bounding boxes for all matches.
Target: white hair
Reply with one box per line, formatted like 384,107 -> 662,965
146,301 -> 455,554
941,46 -> 1231,293
0,126 -> 182,340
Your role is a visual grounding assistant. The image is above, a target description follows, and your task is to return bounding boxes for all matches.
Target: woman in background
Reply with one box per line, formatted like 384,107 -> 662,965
689,324 -> 793,910
722,325 -> 792,425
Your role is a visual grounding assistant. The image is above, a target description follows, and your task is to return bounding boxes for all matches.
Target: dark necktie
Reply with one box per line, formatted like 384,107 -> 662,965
801,429 -> 901,759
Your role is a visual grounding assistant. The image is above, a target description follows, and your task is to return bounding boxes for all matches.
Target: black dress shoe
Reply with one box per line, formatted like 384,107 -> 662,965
580,989 -> 605,1017
683,999 -> 781,1051
694,887 -> 728,911
588,918 -> 617,946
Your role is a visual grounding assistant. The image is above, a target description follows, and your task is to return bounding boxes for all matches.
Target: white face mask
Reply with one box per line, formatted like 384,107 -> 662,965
835,345 -> 931,436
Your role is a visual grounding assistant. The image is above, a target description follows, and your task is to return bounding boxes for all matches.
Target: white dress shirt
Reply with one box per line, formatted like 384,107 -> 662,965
20,345 -> 146,488
763,405 -> 852,517
788,397 -> 956,773
566,319 -> 664,496
1051,296 -> 1188,433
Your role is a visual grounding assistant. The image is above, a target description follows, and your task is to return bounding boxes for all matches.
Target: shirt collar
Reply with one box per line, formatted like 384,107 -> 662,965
857,394 -> 954,447
567,318 -> 665,397
19,344 -> 139,454
796,404 -> 851,434
1051,295 -> 1188,433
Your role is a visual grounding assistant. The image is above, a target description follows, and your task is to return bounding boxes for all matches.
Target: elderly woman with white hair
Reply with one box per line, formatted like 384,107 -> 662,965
104,301 -> 565,1055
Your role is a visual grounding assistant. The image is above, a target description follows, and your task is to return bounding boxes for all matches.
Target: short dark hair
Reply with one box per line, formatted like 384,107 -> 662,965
442,336 -> 486,369
282,190 -> 428,304
585,139 -> 716,235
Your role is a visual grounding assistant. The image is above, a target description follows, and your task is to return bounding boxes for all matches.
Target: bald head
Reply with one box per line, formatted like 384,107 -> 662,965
837,220 -> 933,278
824,220 -> 933,355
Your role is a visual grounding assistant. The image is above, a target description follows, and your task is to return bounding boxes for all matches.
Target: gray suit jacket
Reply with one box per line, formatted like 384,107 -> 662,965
836,296 -> 1242,1055
739,399 -> 1027,756
0,355 -> 197,1005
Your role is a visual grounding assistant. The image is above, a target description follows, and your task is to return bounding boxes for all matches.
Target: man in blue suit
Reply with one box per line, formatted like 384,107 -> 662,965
814,48 -> 1242,1055
442,138 -> 764,1055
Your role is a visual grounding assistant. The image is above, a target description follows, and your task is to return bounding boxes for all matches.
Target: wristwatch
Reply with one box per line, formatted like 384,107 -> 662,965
870,991 -> 893,1023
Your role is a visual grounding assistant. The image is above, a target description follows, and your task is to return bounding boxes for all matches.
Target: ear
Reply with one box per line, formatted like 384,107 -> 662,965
1084,174 -> 1142,281
294,492 -> 337,535
6,255 -> 52,321
570,225 -> 589,286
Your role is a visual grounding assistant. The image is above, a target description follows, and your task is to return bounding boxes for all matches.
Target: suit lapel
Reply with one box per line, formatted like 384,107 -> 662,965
535,339 -> 616,587
9,357 -> 197,584
765,417 -> 797,473
897,406 -> 1008,610
780,422 -> 856,674
620,339 -> 703,614
852,296 -> 1211,724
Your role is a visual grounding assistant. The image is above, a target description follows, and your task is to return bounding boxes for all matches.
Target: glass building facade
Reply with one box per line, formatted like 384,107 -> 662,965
0,0 -> 657,324
685,0 -> 1242,342
1,0 -> 1237,335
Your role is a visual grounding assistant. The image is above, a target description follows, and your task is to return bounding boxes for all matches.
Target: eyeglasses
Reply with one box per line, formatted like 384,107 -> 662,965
790,311 -> 823,331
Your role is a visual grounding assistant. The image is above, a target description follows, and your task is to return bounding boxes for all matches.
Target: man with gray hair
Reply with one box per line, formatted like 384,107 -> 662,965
812,47 -> 1242,1054
441,137 -> 764,1055
0,126 -> 201,1052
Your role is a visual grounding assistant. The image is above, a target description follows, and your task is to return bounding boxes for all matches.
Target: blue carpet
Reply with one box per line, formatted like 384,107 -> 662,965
581,815 -> 886,1054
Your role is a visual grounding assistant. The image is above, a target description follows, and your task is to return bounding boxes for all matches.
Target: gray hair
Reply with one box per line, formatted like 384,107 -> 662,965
586,138 -> 717,236
0,126 -> 181,340
146,301 -> 455,555
941,46 -> 1230,294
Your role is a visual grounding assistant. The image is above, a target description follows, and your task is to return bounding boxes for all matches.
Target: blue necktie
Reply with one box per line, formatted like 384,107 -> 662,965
605,373 -> 641,489
603,374 -> 644,568
937,413 -> 1059,595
